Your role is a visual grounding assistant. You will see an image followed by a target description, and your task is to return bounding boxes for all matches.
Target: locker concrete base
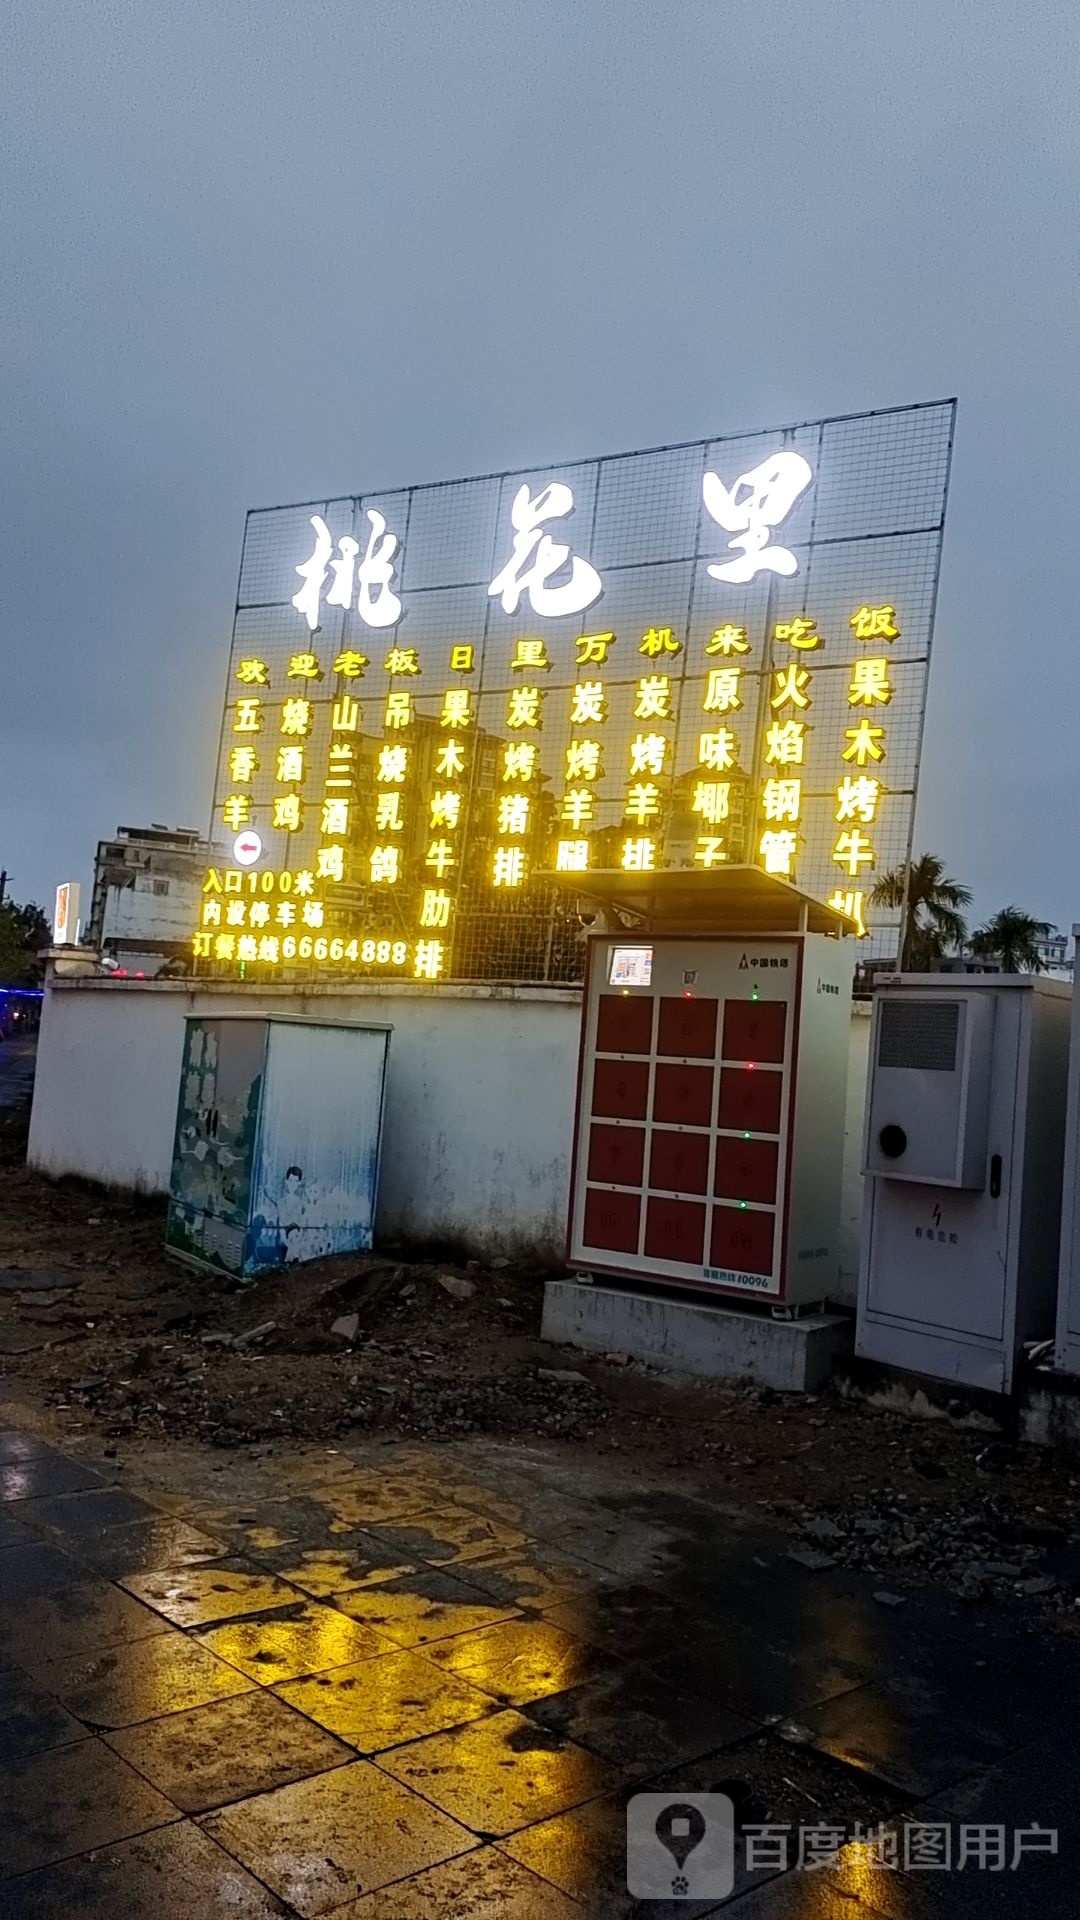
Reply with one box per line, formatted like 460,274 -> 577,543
542,1280 -> 853,1393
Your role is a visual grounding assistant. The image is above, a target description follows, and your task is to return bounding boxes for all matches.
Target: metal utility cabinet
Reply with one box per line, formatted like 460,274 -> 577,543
1055,930 -> 1080,1374
567,919 -> 854,1308
857,975 -> 1070,1392
166,1014 -> 390,1278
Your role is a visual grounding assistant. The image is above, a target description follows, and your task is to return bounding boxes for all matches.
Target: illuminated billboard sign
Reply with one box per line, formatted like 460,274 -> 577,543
193,400 -> 954,983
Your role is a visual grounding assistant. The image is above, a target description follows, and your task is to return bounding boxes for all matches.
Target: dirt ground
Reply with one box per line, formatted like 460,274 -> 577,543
3,1098 -> 1080,1632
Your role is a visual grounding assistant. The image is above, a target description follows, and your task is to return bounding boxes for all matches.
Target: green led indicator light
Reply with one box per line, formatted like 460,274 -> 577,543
742,1131 -> 751,1140
739,1200 -> 749,1210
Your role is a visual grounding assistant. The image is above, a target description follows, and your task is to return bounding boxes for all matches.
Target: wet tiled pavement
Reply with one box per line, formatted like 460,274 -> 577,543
0,1423 -> 1077,1915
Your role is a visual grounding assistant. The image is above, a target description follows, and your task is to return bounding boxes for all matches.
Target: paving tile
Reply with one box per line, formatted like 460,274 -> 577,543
119,1563 -> 305,1627
0,1818 -> 297,1916
0,1737 -> 178,1878
0,1454 -> 106,1502
460,1543 -> 620,1613
211,1498 -> 371,1554
867,1619 -> 1080,1750
0,1510 -> 32,1548
690,1861 -> 898,1916
528,1660 -> 755,1775
367,1504 -> 529,1567
107,1687 -> 353,1812
0,1578 -> 170,1665
798,1670 -> 1023,1800
807,1740 -> 1080,1920
0,1431 -> 53,1466
15,1485 -> 162,1544
197,1599 -> 392,1683
330,1568 -> 521,1648
376,1707 -> 616,1836
529,1507 -> 679,1582
201,1758 -> 476,1913
321,1845 -> 584,1917
643,1615 -> 880,1724
0,1666 -> 87,1764
277,1648 -> 497,1752
292,1468 -> 447,1525
33,1629 -> 254,1729
432,1483 -> 532,1529
0,1539 -> 83,1602
72,1515 -> 228,1580
878,1729 -> 1080,1917
500,1732 -> 898,1916
543,1583 -> 714,1669
500,1792 -> 727,1919
249,1540 -> 418,1597
418,1616 -> 598,1707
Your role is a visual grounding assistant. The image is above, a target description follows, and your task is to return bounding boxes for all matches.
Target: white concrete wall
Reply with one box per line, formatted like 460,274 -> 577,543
28,977 -> 874,1296
28,979 -> 581,1266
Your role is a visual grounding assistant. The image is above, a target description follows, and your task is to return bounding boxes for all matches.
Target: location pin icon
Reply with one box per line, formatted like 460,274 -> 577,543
655,1801 -> 707,1891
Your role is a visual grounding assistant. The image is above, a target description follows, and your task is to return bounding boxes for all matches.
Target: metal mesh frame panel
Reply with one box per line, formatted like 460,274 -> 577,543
195,400 -> 955,986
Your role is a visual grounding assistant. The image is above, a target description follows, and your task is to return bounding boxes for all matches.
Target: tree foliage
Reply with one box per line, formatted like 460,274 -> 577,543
970,908 -> 1054,974
0,900 -> 51,987
870,855 -> 971,970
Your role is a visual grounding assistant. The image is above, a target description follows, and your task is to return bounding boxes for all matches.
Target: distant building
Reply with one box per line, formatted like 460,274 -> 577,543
932,954 -> 1002,974
89,826 -> 218,974
1037,929 -> 1072,978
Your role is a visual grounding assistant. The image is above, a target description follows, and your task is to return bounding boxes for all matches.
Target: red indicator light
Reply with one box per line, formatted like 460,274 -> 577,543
746,1061 -> 756,1072
683,990 -> 693,1000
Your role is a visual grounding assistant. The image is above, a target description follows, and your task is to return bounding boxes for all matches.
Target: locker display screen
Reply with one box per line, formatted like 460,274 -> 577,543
609,947 -> 654,987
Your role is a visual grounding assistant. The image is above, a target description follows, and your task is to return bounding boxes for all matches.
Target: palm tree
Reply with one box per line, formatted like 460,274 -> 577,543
870,854 -> 971,970
970,908 -> 1053,974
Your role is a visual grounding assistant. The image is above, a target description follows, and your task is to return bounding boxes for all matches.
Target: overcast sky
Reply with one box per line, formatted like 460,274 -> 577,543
4,1 -> 1078,931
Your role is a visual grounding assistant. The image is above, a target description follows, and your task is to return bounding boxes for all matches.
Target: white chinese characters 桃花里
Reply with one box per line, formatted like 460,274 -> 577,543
292,511 -> 403,631
489,482 -> 604,618
703,451 -> 813,584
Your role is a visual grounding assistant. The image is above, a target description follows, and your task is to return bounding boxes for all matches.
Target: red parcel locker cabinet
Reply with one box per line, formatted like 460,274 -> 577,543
568,933 -> 854,1305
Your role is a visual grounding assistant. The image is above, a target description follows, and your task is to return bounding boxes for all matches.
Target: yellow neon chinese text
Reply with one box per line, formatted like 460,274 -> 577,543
760,828 -> 797,876
511,637 -> 550,672
571,681 -> 606,725
771,663 -> 811,710
842,719 -> 886,764
774,617 -> 820,650
706,625 -> 750,656
850,604 -> 899,642
848,657 -> 893,706
576,632 -> 615,666
762,777 -> 801,822
764,719 -> 805,765
702,668 -> 742,714
640,626 -> 680,657
555,840 -> 589,871
507,686 -> 542,729
635,675 -> 671,720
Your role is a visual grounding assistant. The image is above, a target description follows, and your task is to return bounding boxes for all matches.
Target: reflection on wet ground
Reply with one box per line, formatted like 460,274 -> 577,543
0,1424 -> 1077,1914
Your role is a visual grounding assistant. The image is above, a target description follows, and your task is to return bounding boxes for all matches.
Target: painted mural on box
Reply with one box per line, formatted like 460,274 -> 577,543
167,1017 -> 390,1279
192,401 -> 954,982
